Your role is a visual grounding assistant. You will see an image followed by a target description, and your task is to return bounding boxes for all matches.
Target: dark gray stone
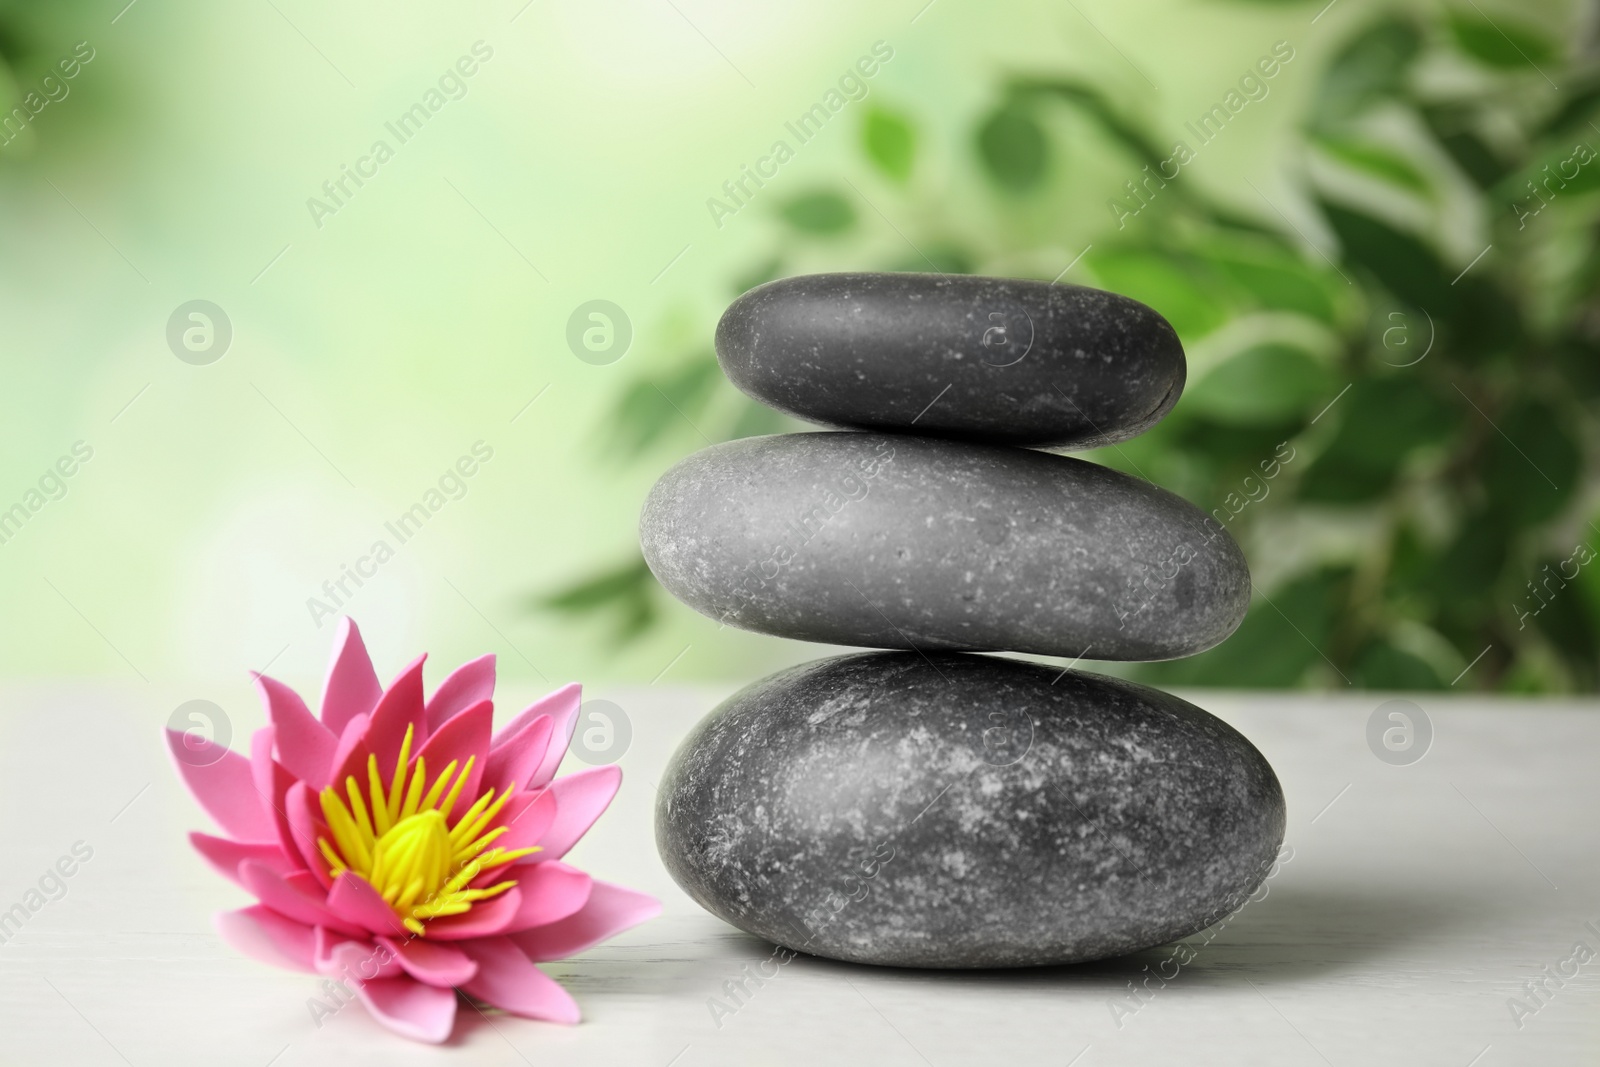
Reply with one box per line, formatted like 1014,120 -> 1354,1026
715,273 -> 1185,448
657,652 -> 1286,968
639,432 -> 1249,661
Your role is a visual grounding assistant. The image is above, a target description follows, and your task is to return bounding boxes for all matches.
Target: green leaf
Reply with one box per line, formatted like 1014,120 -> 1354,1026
536,556 -> 659,645
1529,553 -> 1600,689
1137,567 -> 1352,687
976,101 -> 1049,193
1206,241 -> 1341,324
1009,76 -> 1286,235
1162,418 -> 1303,484
1312,135 -> 1432,195
604,357 -> 721,461
1318,199 -> 1455,313
1185,343 -> 1336,426
539,557 -> 653,611
1009,78 -> 1166,172
1325,376 -> 1461,465
1448,275 -> 1523,363
1085,248 -> 1230,340
1553,336 -> 1600,400
862,106 -> 916,183
1478,397 -> 1580,524
1447,11 -> 1556,70
1419,104 -> 1510,188
1385,522 -> 1432,603
1504,142 -> 1600,204
1540,76 -> 1600,136
779,190 -> 856,234
1312,16 -> 1422,128
1428,507 -> 1512,619
1297,377 -> 1460,503
1351,640 -> 1445,689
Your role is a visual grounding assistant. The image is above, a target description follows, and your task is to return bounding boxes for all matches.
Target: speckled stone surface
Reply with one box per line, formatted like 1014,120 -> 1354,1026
656,651 -> 1286,968
715,273 -> 1186,449
639,432 -> 1250,661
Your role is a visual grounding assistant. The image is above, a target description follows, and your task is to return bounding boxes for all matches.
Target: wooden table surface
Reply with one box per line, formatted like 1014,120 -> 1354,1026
1,681 -> 1595,1066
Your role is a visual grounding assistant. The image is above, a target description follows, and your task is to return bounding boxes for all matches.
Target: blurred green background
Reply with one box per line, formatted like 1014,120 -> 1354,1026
0,0 -> 1595,696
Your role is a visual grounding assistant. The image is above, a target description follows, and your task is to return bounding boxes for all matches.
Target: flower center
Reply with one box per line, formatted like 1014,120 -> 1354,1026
316,724 -> 539,935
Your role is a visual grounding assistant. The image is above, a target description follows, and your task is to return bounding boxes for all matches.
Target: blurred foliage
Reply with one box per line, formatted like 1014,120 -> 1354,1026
0,3 -> 101,158
542,3 -> 1600,692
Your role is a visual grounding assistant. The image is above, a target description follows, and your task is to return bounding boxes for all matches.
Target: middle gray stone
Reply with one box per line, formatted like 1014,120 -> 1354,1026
640,432 -> 1250,660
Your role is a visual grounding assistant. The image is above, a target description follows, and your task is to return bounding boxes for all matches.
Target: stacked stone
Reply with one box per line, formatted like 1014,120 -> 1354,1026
640,273 -> 1285,968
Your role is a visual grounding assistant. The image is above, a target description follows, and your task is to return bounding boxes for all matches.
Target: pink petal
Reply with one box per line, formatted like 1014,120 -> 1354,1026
251,727 -> 305,873
413,699 -> 493,805
425,653 -> 496,734
353,974 -> 458,1044
328,713 -> 372,791
378,936 -> 478,987
484,716 -> 555,795
367,655 -> 428,782
459,936 -> 579,1024
285,782 -> 332,889
496,861 -> 591,934
215,904 -> 317,973
511,880 -> 662,962
312,925 -> 360,971
326,873 -> 410,938
189,832 -> 296,886
535,765 -> 621,860
238,861 -> 366,938
166,729 -> 276,843
473,790 -> 557,869
318,929 -> 403,981
493,683 -> 581,788
320,617 -> 384,734
253,672 -> 337,790
422,888 -> 523,941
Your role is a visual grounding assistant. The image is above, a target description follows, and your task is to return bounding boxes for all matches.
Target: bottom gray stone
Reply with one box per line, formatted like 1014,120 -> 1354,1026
657,652 -> 1286,968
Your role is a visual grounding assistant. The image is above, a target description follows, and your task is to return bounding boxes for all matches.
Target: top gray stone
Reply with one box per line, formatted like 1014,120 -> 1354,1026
715,272 -> 1185,449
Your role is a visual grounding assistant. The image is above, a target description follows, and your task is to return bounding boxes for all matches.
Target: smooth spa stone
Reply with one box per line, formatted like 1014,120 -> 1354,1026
639,432 -> 1249,661
656,652 -> 1287,968
715,272 -> 1186,449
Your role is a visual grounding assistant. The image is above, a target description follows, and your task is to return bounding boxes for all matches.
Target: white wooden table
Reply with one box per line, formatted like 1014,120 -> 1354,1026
1,682 -> 1595,1065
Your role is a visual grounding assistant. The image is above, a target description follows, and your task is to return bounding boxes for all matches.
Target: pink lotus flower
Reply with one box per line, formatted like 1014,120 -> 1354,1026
169,618 -> 659,1043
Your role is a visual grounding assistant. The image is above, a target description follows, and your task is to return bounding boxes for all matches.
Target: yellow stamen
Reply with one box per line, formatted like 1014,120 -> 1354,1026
438,756 -> 475,821
400,756 -> 427,821
387,724 -> 415,826
420,760 -> 458,813
316,736 -> 531,937
345,778 -> 374,845
366,755 -> 391,836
